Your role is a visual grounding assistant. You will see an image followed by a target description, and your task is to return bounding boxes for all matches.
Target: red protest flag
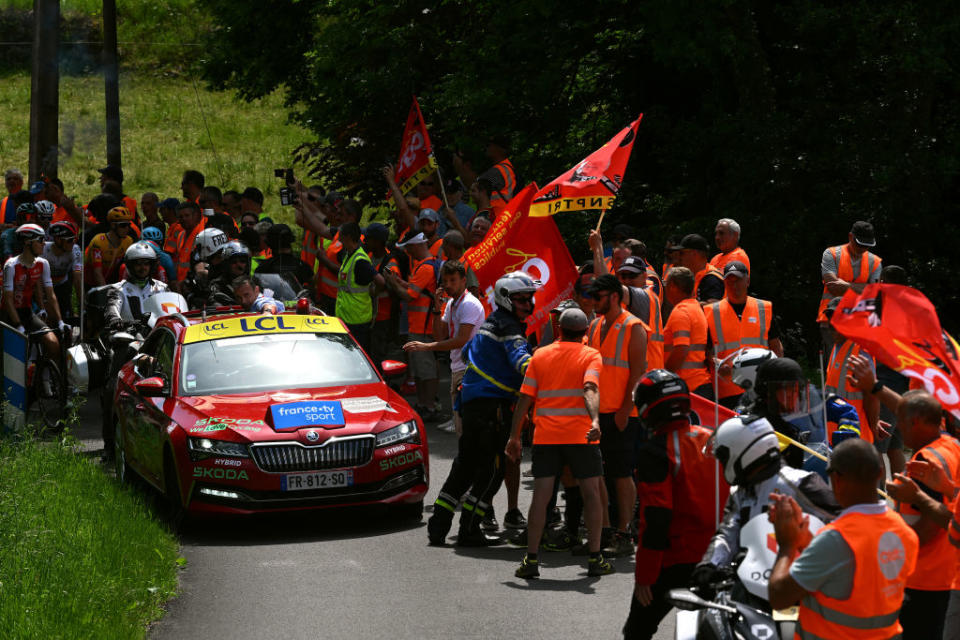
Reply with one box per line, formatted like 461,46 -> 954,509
529,114 -> 643,217
463,183 -> 579,336
831,283 -> 960,419
388,96 -> 438,201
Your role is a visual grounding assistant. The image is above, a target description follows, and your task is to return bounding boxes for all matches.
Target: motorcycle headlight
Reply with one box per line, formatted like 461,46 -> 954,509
375,420 -> 420,447
187,437 -> 250,461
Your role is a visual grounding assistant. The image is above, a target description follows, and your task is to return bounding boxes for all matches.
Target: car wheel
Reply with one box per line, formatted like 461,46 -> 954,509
397,499 -> 424,521
163,452 -> 189,532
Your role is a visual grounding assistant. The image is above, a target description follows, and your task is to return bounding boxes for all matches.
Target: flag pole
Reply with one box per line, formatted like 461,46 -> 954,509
595,208 -> 607,231
434,160 -> 452,212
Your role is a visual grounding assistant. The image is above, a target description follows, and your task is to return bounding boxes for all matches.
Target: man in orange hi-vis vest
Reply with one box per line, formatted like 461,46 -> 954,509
817,220 -> 881,346
768,438 -> 919,640
506,307 -> 614,580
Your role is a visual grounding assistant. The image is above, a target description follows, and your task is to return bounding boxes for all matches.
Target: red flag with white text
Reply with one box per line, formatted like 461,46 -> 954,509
529,115 -> 642,217
463,184 -> 579,335
830,284 -> 960,419
388,96 -> 437,201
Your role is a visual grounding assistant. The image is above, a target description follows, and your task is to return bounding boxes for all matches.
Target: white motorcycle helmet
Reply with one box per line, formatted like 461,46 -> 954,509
493,271 -> 540,312
125,241 -> 157,263
711,415 -> 781,485
193,228 -> 229,261
731,348 -> 777,391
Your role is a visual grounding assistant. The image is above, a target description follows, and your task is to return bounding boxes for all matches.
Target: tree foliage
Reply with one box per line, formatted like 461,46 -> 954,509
200,0 -> 960,357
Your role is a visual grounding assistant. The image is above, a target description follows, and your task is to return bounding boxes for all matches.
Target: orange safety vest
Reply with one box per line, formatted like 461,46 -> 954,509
664,297 -> 710,391
705,297 -> 772,399
164,222 -> 183,256
300,229 -> 319,269
949,487 -> 960,590
624,287 -> 664,370
586,309 -> 643,414
427,237 -> 443,259
316,231 -> 341,299
0,195 -> 13,224
709,246 -> 751,274
487,158 -> 517,207
693,264 -> 723,302
406,257 -> 438,336
122,195 -> 139,224
796,507 -> 918,640
817,244 -> 881,322
646,265 -> 664,303
900,433 -> 960,591
175,218 -> 207,281
825,339 -> 873,443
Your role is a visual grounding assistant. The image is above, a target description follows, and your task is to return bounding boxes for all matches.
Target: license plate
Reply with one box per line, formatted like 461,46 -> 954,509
281,470 -> 354,491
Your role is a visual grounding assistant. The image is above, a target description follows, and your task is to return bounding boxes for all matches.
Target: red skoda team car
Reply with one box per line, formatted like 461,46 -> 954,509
112,311 -> 428,517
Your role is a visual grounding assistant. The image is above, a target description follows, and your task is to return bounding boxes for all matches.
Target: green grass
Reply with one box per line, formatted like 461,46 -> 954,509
0,437 -> 181,639
0,72 -> 309,226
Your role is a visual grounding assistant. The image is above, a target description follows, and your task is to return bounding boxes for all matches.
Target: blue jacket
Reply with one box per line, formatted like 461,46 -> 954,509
460,308 -> 532,403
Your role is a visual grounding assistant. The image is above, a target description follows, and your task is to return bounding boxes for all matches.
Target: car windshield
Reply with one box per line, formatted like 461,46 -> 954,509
179,332 -> 378,396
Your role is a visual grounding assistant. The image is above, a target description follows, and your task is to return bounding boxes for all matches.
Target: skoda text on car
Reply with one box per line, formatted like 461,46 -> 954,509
113,311 -> 428,516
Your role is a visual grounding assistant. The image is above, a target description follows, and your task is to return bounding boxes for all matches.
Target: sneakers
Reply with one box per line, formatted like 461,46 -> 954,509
506,528 -> 528,547
435,418 -> 457,433
603,531 -> 635,558
572,528 -> 613,555
587,554 -> 615,577
515,555 -> 540,579
542,528 -> 578,552
456,527 -> 504,547
481,509 -> 499,532
504,508 -> 527,530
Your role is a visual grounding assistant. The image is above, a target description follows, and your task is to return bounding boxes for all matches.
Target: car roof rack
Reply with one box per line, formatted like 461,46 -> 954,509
180,306 -> 246,319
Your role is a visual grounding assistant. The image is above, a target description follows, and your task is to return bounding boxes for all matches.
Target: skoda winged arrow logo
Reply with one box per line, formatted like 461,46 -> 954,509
305,430 -> 320,443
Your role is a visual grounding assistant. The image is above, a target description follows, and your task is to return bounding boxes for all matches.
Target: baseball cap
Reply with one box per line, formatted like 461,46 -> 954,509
396,232 -> 427,247
679,234 -> 711,254
98,164 -> 124,183
617,256 -> 646,275
158,197 -> 179,210
559,308 -> 589,332
28,181 -> 46,195
418,208 -> 440,223
823,296 -> 843,319
851,221 -> 876,248
574,273 -> 596,296
723,260 -> 749,279
364,222 -> 389,244
443,177 -> 464,193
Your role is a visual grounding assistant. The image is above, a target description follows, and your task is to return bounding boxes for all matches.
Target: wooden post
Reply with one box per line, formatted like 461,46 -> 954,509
594,208 -> 607,231
28,0 -> 60,182
103,0 -> 122,168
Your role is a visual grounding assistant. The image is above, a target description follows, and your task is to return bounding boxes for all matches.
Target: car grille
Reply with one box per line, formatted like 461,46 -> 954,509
251,436 -> 375,473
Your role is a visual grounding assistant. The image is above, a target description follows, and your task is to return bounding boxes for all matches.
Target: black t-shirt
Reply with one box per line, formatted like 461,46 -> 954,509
696,272 -> 724,303
706,299 -> 781,348
336,248 -> 376,286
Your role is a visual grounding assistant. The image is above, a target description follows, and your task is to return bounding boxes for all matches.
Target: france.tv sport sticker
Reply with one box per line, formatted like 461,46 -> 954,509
271,401 -> 345,430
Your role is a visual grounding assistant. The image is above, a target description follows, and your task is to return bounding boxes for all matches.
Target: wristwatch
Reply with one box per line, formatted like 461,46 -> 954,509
870,381 -> 884,395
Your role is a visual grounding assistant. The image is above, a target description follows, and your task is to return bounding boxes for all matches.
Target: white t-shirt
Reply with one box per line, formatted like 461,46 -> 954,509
442,290 -> 485,373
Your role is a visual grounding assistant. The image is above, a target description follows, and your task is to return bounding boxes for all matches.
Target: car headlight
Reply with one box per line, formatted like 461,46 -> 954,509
375,420 -> 420,447
187,437 -> 250,461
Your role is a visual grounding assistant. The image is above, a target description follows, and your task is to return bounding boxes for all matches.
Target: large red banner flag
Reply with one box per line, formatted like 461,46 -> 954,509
388,96 -> 437,201
463,183 -> 579,336
529,114 -> 643,217
831,284 -> 960,419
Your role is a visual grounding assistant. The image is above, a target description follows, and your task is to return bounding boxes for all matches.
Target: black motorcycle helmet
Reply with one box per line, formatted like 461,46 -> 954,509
753,357 -> 805,416
634,369 -> 690,432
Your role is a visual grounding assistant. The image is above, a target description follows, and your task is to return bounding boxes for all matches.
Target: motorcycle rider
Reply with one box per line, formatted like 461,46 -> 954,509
182,227 -> 229,309
101,241 -> 169,459
693,415 -> 839,607
743,357 -> 810,469
202,240 -> 251,306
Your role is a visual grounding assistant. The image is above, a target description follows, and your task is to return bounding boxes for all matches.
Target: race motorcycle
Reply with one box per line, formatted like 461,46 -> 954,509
669,512 -> 825,640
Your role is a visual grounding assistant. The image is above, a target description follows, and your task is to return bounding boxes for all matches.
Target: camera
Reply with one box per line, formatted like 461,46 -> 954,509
279,187 -> 297,206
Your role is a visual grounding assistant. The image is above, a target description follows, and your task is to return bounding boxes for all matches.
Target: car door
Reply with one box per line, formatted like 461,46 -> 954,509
141,329 -> 176,483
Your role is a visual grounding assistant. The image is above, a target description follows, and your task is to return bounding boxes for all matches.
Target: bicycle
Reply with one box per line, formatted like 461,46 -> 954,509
25,326 -> 70,435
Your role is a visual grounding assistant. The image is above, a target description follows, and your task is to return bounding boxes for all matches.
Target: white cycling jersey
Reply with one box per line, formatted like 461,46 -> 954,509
42,241 -> 82,286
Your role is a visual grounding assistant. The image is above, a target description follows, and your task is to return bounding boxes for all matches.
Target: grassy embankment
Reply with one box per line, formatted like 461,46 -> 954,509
0,437 -> 182,638
0,72 -> 310,227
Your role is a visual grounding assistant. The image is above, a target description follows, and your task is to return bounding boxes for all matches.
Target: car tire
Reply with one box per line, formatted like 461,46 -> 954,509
398,499 -> 424,521
163,451 -> 189,532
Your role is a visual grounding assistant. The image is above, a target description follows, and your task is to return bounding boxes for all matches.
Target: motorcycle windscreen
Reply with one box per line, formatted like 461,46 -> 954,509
736,513 -> 825,601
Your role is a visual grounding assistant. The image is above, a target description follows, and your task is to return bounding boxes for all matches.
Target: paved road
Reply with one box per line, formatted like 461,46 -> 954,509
75,398 -> 677,640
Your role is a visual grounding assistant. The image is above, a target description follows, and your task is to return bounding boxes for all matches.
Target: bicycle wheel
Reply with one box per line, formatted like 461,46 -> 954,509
28,358 -> 66,436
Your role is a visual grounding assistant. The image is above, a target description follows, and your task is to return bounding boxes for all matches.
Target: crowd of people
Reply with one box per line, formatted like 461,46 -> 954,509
2,138 -> 958,640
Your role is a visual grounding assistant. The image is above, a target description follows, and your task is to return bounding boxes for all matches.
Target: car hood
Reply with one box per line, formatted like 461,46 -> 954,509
175,382 -> 412,440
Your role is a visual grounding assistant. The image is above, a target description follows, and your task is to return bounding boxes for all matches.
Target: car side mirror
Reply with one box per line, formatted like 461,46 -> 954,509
135,376 -> 167,397
381,360 -> 407,379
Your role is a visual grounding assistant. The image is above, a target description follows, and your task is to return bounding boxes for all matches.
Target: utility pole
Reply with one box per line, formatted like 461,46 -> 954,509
103,0 -> 121,168
28,0 -> 59,182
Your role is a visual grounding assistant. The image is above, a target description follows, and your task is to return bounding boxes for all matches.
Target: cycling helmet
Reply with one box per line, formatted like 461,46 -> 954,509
107,206 -> 134,223
731,348 -> 777,391
16,202 -> 36,218
49,221 -> 78,239
16,223 -> 46,242
222,240 -> 250,261
493,271 -> 540,312
193,228 -> 228,261
634,369 -> 691,432
141,239 -> 162,256
711,415 -> 781,485
141,226 -> 164,244
34,200 -> 56,220
125,241 -> 157,263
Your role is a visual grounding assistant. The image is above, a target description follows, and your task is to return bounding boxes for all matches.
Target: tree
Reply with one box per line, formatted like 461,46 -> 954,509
201,0 -> 960,358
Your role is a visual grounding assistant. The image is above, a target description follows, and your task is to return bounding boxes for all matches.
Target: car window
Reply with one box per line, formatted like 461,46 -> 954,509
154,331 -> 175,381
135,328 -> 175,380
